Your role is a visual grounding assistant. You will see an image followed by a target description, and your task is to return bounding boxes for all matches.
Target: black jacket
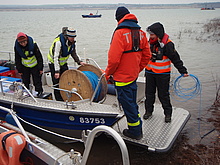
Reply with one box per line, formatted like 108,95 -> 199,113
14,43 -> 43,73
163,41 -> 188,74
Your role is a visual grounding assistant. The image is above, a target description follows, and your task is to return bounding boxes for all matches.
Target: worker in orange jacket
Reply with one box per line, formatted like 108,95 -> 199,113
144,22 -> 189,123
105,6 -> 151,140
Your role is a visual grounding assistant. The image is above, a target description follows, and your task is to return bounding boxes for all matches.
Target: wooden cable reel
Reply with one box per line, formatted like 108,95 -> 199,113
59,64 -> 107,102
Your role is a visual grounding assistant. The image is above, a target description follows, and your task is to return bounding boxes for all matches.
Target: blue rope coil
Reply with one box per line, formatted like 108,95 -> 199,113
82,71 -> 101,102
145,70 -> 202,102
170,74 -> 202,102
146,71 -> 213,139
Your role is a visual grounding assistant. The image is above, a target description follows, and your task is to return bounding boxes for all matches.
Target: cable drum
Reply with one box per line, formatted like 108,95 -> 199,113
59,64 -> 107,102
81,71 -> 101,101
170,74 -> 202,102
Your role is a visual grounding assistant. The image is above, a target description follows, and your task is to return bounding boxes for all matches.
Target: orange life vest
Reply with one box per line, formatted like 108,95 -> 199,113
146,39 -> 172,73
0,130 -> 26,165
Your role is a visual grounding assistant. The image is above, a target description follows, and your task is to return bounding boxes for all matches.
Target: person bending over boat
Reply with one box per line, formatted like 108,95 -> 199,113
14,32 -> 43,97
105,7 -> 151,140
144,22 -> 189,123
48,27 -> 86,101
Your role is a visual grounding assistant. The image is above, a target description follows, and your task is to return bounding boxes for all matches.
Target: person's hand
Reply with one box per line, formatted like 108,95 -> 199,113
108,75 -> 114,84
19,73 -> 23,76
40,70 -> 43,75
80,61 -> 86,66
183,73 -> 189,77
54,73 -> 60,79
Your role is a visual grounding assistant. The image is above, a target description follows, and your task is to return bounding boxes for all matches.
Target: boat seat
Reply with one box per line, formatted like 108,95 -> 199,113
0,130 -> 26,165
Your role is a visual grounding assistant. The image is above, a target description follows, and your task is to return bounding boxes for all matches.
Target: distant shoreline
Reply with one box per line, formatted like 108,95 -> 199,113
0,2 -> 219,11
0,7 -> 197,12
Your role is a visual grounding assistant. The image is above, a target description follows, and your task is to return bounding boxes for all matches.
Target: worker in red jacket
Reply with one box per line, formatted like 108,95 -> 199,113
105,6 -> 151,140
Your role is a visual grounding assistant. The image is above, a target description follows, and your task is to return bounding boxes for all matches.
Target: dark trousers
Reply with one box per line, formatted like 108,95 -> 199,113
115,81 -> 142,136
145,72 -> 172,116
21,65 -> 43,93
49,63 -> 68,101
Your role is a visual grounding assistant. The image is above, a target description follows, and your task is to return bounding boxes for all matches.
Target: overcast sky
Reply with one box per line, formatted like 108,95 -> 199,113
0,0 -> 218,5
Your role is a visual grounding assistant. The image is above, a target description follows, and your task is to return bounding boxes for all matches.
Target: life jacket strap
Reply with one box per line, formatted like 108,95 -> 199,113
123,29 -> 142,53
123,48 -> 142,53
1,132 -> 17,150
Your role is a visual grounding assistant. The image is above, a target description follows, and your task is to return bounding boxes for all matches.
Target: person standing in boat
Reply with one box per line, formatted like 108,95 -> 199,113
105,7 -> 151,140
14,32 -> 44,97
144,22 -> 189,123
48,27 -> 86,101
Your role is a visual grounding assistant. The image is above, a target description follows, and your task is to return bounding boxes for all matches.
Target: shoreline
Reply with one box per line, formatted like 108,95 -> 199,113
0,7 -> 211,12
0,2 -> 219,11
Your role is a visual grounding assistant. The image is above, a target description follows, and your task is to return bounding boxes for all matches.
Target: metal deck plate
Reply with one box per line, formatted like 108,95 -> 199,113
113,103 -> 190,152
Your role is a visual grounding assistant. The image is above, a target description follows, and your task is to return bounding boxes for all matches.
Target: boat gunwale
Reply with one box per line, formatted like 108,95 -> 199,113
0,98 -> 123,117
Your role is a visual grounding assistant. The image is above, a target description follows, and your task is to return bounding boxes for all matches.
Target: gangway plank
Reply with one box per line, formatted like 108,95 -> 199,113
113,103 -> 190,152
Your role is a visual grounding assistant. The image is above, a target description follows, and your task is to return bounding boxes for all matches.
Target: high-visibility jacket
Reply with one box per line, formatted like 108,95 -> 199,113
15,36 -> 38,68
146,39 -> 172,73
48,34 -> 75,66
105,14 -> 151,83
21,51 -> 38,68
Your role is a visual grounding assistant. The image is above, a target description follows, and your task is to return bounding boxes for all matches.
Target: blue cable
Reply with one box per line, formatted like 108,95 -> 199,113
170,74 -> 202,102
170,74 -> 214,139
145,71 -> 202,101
82,71 -> 101,102
146,71 -> 214,139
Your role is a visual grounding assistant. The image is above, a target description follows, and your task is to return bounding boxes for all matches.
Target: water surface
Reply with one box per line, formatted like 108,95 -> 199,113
0,8 -> 219,164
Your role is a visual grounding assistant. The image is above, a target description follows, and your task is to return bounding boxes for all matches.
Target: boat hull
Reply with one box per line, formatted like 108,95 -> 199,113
0,99 -> 122,142
82,14 -> 102,18
201,8 -> 215,10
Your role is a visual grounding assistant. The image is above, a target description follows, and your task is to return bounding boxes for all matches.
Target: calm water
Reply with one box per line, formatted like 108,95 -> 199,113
0,8 -> 220,164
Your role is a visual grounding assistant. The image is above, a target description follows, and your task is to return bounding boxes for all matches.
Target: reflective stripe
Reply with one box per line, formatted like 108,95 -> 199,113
146,56 -> 171,73
9,147 -> 12,158
47,52 -> 54,63
48,37 -> 59,63
146,39 -> 172,73
21,51 -> 38,68
115,80 -> 134,87
127,114 -> 141,127
155,58 -> 170,63
128,120 -> 140,127
147,63 -> 171,70
47,37 -> 70,66
59,55 -> 70,66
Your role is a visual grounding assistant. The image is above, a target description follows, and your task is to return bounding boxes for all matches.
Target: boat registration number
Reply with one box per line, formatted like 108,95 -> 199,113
79,117 -> 105,124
